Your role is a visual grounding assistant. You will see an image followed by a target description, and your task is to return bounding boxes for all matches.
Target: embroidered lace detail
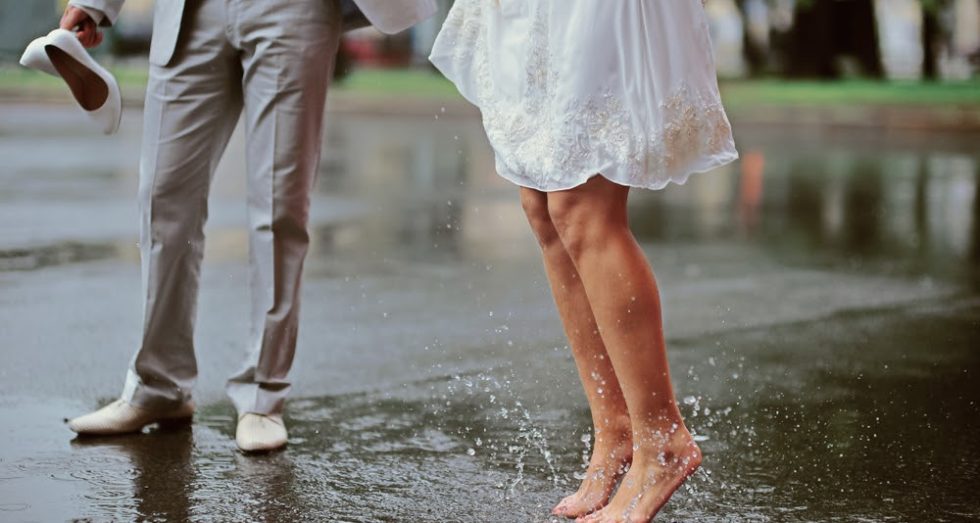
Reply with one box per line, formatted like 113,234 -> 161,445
437,0 -> 736,190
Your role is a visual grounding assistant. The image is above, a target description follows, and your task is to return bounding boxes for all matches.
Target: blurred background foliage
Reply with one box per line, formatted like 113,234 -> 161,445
731,0 -> 975,80
0,0 -> 977,100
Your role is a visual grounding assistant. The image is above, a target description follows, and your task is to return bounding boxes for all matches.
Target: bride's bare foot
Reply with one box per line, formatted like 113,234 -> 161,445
553,423 -> 633,519
576,427 -> 701,523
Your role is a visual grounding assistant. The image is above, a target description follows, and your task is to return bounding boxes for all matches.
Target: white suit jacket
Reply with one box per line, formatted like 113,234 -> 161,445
68,0 -> 438,66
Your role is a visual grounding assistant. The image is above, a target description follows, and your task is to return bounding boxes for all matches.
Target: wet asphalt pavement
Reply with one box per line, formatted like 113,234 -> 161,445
0,101 -> 978,522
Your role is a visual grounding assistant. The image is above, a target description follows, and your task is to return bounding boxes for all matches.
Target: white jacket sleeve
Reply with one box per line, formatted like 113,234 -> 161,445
67,0 -> 125,27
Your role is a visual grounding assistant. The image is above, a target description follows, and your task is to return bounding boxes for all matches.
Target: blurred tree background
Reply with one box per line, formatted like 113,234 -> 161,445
728,0 -> 977,80
1,0 -> 977,83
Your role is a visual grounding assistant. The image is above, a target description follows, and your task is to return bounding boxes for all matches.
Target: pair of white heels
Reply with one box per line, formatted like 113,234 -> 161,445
20,28 -> 121,135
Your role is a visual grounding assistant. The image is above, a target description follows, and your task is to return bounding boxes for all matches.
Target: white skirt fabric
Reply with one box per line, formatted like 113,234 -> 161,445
429,0 -> 739,192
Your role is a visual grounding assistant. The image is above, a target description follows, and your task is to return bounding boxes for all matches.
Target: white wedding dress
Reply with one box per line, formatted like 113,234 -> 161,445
429,0 -> 739,192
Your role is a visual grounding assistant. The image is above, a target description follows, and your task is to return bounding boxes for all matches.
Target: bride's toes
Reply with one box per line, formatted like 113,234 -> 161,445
592,436 -> 702,522
553,494 -> 584,518
555,462 -> 630,517
554,490 -> 607,519
552,495 -> 575,516
575,508 -> 609,523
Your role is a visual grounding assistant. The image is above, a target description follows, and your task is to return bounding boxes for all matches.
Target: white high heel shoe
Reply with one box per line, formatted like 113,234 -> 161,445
19,35 -> 59,76
19,28 -> 121,135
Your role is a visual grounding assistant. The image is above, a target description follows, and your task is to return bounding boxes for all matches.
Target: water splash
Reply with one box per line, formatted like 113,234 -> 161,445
441,372 -> 565,497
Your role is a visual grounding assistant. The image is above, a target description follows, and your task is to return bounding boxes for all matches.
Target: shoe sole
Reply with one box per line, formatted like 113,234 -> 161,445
237,441 -> 288,455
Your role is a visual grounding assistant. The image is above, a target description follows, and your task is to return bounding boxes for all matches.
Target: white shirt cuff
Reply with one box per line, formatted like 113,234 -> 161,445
75,5 -> 106,26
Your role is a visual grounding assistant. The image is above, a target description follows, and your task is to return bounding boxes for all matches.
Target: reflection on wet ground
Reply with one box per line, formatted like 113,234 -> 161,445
0,103 -> 978,522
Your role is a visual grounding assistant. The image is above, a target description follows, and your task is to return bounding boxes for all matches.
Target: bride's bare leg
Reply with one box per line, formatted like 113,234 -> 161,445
520,188 -> 633,519
543,177 -> 701,523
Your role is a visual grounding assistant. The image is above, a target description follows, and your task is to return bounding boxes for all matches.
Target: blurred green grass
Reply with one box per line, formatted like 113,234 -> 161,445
718,79 -> 980,108
336,68 -> 461,97
0,66 -> 460,98
2,65 -> 978,107
341,72 -> 980,107
0,64 -> 147,93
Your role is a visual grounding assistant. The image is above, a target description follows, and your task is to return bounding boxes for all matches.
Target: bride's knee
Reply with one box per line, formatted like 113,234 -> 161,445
547,194 -> 598,260
520,188 -> 561,247
548,190 -> 627,260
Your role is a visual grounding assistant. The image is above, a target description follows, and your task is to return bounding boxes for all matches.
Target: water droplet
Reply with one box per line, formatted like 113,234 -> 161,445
466,448 -> 476,456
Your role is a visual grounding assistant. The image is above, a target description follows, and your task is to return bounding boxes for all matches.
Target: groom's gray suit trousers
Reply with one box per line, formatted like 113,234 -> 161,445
121,0 -> 342,415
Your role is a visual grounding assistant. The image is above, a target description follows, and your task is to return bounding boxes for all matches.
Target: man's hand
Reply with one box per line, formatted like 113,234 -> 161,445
60,6 -> 103,48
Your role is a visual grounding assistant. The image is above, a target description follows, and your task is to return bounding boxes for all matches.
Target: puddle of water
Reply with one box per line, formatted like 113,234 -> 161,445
0,104 -> 978,521
1,296 -> 976,522
2,107 -> 978,289
0,241 -> 119,271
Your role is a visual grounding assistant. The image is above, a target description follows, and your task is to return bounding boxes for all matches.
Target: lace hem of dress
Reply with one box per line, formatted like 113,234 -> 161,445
434,0 -> 737,191
484,87 -> 737,190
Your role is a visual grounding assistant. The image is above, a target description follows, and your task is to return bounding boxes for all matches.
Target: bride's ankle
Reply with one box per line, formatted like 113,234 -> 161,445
592,416 -> 633,453
630,420 -> 697,455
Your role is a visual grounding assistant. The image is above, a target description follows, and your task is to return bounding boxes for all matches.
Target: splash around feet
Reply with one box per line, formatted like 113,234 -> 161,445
552,436 -> 633,519
576,429 -> 702,523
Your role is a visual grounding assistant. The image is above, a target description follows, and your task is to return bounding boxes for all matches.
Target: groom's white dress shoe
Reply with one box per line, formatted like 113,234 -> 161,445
67,399 -> 195,436
19,28 -> 121,135
236,413 -> 288,453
